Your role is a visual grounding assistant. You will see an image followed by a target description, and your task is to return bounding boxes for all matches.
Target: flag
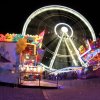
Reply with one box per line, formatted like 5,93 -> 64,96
38,30 -> 45,43
37,30 -> 45,48
39,30 -> 45,37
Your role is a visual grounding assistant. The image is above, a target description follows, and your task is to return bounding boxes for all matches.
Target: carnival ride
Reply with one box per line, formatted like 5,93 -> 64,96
22,5 -> 97,73
0,5 -> 99,75
0,5 -> 100,87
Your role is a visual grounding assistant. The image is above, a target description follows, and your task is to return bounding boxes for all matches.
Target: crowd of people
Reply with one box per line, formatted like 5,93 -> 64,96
43,66 -> 99,80
43,70 -> 83,80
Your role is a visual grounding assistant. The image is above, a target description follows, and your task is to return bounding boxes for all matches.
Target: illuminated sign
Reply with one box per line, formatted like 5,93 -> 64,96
82,49 -> 100,61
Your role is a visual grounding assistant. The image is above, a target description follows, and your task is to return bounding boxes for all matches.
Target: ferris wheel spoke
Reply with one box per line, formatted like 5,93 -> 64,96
49,32 -> 64,69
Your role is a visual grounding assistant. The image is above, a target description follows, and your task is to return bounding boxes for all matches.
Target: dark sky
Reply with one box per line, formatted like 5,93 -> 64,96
0,1 -> 99,37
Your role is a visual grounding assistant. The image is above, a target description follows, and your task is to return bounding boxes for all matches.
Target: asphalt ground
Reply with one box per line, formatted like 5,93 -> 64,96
0,78 -> 100,100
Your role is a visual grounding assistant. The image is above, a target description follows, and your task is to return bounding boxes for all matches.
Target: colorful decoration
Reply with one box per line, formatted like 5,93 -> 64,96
82,49 -> 100,62
38,30 -> 45,48
13,34 -> 23,42
16,38 -> 27,54
0,34 -> 5,41
78,45 -> 86,54
27,37 -> 34,43
37,48 -> 44,55
0,32 -> 44,49
5,33 -> 13,42
24,43 -> 36,55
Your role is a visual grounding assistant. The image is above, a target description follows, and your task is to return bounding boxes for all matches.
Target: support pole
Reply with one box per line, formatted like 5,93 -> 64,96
49,32 -> 64,69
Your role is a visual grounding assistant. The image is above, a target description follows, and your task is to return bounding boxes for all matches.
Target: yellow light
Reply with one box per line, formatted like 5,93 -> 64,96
34,68 -> 37,72
38,67 -> 41,72
26,66 -> 30,72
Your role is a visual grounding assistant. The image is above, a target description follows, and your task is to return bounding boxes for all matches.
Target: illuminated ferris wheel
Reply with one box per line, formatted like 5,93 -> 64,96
22,5 -> 96,71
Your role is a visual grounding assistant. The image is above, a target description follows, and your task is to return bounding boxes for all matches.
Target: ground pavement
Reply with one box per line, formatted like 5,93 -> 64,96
0,78 -> 100,100
43,78 -> 100,100
0,70 -> 100,100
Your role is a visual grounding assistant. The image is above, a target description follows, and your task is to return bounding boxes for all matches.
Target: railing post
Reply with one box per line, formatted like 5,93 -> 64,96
39,74 -> 41,86
57,74 -> 59,88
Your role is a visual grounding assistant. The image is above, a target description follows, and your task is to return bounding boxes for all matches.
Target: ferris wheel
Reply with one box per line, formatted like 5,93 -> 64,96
22,5 -> 96,71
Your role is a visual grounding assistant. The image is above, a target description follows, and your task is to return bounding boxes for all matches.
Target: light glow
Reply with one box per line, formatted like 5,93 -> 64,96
61,26 -> 68,33
22,5 -> 96,41
54,23 -> 73,38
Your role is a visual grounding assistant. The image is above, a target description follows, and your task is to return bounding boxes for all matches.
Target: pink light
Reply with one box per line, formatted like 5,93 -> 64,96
39,30 -> 45,37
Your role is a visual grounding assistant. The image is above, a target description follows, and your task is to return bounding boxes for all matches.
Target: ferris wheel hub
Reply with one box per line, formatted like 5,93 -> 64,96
61,26 -> 68,33
54,23 -> 73,38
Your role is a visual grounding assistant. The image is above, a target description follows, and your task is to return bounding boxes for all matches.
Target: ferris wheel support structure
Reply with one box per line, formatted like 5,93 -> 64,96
49,30 -> 65,69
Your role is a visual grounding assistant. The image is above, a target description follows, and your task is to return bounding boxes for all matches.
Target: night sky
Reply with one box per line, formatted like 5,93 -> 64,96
0,1 -> 99,37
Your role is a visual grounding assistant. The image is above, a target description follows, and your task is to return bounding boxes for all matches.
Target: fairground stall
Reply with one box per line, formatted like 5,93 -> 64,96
0,33 -> 45,86
16,34 -> 44,85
